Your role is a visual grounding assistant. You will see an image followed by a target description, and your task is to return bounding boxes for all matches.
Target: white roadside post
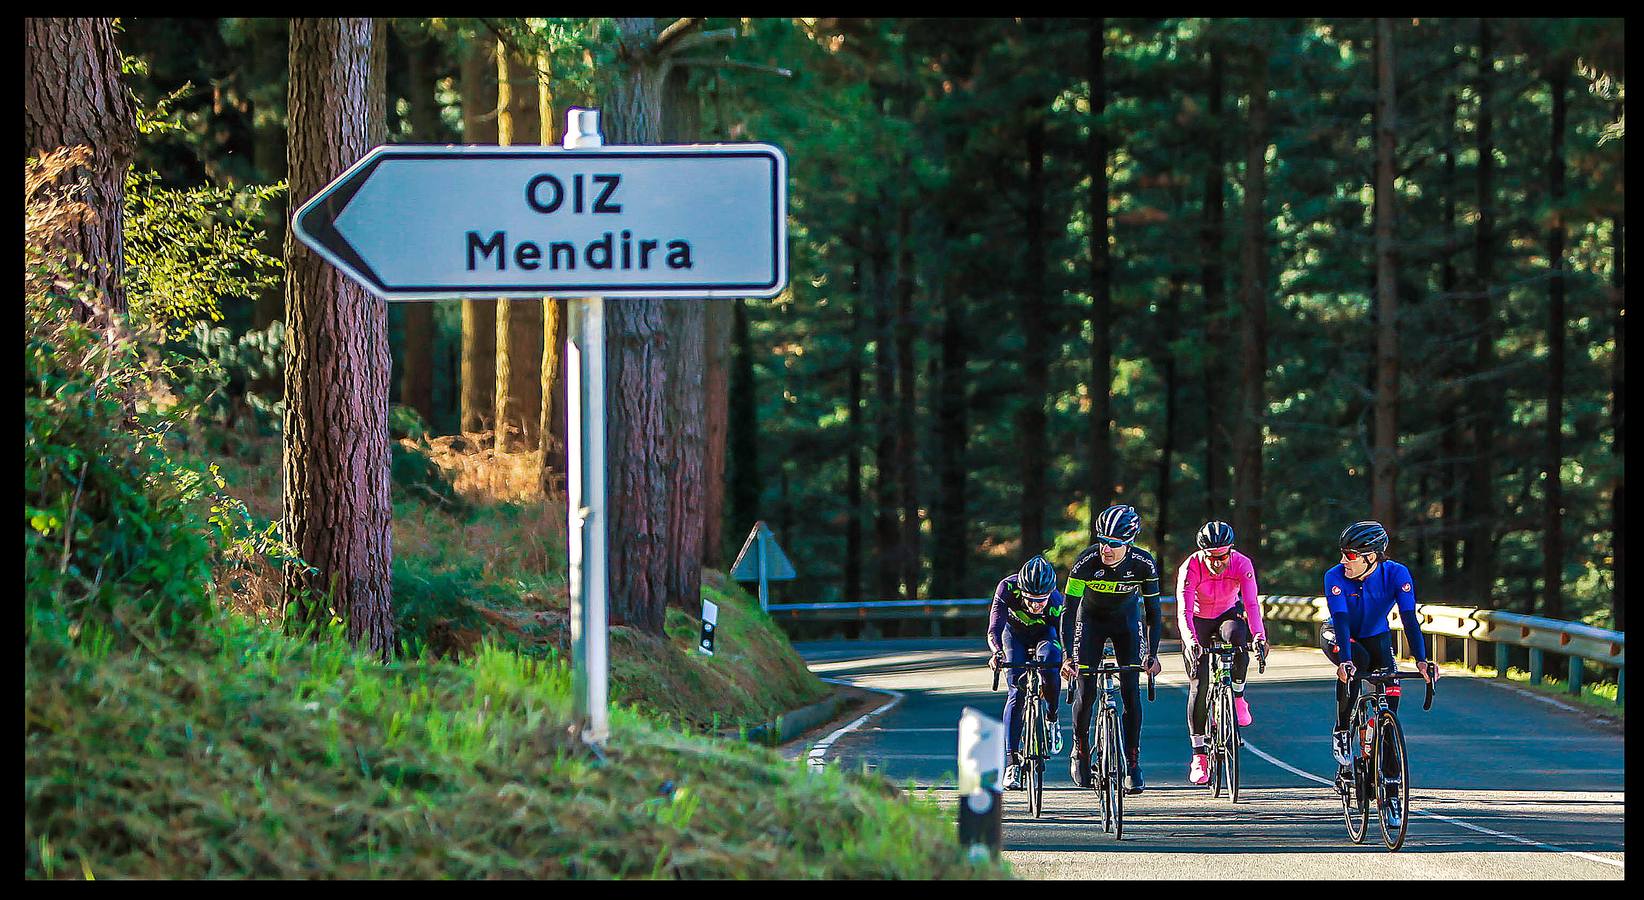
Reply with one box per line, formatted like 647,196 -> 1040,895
564,107 -> 609,747
957,706 -> 1005,859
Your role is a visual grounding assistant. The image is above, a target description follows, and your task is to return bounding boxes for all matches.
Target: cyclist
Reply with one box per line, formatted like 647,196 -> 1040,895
988,554 -> 1067,792
1060,504 -> 1163,795
1178,520 -> 1269,786
1323,520 -> 1439,823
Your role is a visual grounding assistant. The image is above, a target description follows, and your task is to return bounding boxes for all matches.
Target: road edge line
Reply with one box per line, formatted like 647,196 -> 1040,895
806,677 -> 903,772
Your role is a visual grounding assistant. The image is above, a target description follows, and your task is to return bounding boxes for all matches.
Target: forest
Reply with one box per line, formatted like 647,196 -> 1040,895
35,16 -> 1628,637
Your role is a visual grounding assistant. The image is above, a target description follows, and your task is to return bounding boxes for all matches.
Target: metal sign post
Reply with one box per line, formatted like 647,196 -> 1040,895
730,521 -> 798,612
564,108 -> 609,747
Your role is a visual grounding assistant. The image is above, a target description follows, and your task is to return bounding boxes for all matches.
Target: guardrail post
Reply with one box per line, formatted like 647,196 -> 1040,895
1529,648 -> 1544,686
1568,656 -> 1584,697
1464,637 -> 1479,671
1495,642 -> 1509,675
1431,634 -> 1446,666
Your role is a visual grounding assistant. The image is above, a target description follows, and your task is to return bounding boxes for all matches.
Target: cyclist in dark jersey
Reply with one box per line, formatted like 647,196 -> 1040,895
1059,505 -> 1163,794
987,555 -> 1066,791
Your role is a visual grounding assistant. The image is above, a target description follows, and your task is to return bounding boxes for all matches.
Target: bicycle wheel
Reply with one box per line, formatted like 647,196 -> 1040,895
1094,717 -> 1112,833
1107,710 -> 1125,840
1343,713 -> 1371,844
1211,692 -> 1226,799
1024,699 -> 1042,818
1375,710 -> 1411,851
1227,693 -> 1241,804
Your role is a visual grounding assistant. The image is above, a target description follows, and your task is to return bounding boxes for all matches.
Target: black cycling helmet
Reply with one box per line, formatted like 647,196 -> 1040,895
1196,520 -> 1235,550
1017,555 -> 1058,598
1094,505 -> 1142,543
1339,520 -> 1390,555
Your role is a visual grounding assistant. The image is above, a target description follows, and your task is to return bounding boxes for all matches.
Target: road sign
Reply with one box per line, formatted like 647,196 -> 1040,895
699,599 -> 719,656
730,521 -> 796,613
292,143 -> 788,301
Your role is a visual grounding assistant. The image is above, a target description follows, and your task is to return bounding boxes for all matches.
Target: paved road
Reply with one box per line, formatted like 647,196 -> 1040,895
798,638 -> 1624,879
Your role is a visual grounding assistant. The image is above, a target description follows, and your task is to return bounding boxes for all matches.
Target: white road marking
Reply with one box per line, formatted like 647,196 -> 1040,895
806,677 -> 904,772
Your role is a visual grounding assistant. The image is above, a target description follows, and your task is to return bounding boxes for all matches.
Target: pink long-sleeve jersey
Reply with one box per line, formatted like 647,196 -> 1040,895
1176,549 -> 1265,643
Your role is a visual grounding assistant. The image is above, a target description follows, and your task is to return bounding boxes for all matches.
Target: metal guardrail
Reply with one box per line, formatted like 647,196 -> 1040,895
769,594 -> 1625,706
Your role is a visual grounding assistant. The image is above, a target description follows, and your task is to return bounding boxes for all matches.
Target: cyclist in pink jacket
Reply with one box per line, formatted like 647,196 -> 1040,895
1177,521 -> 1269,785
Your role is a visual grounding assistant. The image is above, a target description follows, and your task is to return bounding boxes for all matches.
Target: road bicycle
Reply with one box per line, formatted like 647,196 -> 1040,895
1202,637 -> 1265,803
1067,650 -> 1153,840
1334,668 -> 1435,851
992,656 -> 1061,818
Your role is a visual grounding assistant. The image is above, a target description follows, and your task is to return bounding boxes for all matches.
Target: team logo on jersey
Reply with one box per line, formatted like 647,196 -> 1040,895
1330,585 -> 1342,596
1401,583 -> 1412,592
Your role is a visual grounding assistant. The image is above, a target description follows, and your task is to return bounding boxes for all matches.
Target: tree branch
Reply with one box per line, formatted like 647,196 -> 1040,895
673,55 -> 793,78
665,28 -> 739,58
653,17 -> 704,55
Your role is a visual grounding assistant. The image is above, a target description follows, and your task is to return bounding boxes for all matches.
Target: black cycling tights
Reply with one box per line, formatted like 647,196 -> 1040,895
1320,627 -> 1398,731
1182,609 -> 1251,739
1071,604 -> 1144,765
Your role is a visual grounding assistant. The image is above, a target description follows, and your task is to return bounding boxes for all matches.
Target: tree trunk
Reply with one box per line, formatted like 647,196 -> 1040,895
701,299 -> 731,565
1232,45 -> 1268,554
1439,82 -> 1460,592
539,49 -> 570,491
662,63 -> 707,617
1088,17 -> 1115,543
494,45 -> 543,453
1612,211 -> 1624,631
1371,18 -> 1400,530
282,17 -> 394,660
23,17 -> 137,316
251,22 -> 290,331
844,260 -> 865,600
872,226 -> 901,599
1200,47 -> 1228,519
1158,268 -> 1183,559
1020,93 -> 1048,556
459,35 -> 497,435
895,206 -> 919,599
1541,63 -> 1568,619
728,298 -> 762,560
603,17 -> 674,634
398,34 -> 441,423
933,244 -> 967,599
1466,19 -> 1499,607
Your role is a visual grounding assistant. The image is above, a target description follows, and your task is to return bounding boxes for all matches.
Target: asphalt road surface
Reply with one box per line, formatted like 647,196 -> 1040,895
798,638 -> 1624,879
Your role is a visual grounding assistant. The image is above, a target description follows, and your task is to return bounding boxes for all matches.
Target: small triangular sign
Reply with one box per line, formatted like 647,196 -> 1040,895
730,521 -> 798,582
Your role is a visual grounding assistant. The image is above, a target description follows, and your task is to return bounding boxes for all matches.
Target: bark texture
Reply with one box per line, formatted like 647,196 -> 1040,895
459,36 -> 497,434
494,45 -> 544,452
23,17 -> 137,314
1020,87 -> 1048,556
1466,20 -> 1499,607
1232,45 -> 1268,554
397,32 -> 441,422
282,17 -> 395,660
1200,47 -> 1229,518
1541,62 -> 1567,619
539,49 -> 570,491
1371,18 -> 1400,530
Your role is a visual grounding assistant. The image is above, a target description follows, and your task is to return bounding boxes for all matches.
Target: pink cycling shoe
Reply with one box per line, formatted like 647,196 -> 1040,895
1235,696 -> 1253,727
1189,753 -> 1210,785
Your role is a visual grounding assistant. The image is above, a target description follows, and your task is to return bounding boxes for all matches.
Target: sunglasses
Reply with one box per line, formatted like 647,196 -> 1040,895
1096,536 -> 1131,549
1205,548 -> 1233,561
1023,592 -> 1052,604
1341,549 -> 1373,561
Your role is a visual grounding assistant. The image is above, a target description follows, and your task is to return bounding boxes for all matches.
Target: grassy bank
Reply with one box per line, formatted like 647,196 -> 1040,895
25,608 -> 1004,878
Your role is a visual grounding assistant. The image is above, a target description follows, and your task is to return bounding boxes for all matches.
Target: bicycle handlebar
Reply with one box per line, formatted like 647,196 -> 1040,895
1358,669 -> 1437,711
990,659 -> 1059,692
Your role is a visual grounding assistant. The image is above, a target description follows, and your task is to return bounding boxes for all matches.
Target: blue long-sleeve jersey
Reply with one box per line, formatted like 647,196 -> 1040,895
987,575 -> 1066,654
1323,559 -> 1427,662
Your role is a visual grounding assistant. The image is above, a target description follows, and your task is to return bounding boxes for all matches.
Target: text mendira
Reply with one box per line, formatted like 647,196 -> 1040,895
465,172 -> 695,272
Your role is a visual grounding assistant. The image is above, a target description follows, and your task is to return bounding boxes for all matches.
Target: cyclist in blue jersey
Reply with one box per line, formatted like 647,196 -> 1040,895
988,555 -> 1067,791
1322,521 -> 1439,800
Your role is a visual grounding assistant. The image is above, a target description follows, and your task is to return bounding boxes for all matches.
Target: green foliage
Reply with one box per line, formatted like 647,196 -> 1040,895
178,321 -> 286,431
123,168 -> 284,336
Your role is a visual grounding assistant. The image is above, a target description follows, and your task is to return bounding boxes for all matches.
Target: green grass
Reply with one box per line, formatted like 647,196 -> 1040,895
25,607 -> 1006,879
1438,659 -> 1624,717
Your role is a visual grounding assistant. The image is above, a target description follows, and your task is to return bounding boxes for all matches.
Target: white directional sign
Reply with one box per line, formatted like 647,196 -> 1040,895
292,143 -> 788,301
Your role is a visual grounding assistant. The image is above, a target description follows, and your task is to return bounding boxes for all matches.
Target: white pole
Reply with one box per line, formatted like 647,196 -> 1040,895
565,107 -> 608,746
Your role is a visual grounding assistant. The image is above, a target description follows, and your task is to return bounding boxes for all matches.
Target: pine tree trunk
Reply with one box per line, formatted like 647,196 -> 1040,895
282,17 -> 394,660
24,17 -> 137,316
398,34 -> 440,423
1201,47 -> 1228,519
1440,82 -> 1460,593
1612,212 -> 1624,631
895,207 -> 919,599
1466,20 -> 1499,607
1158,268 -> 1183,558
728,298 -> 761,555
845,258 -> 866,599
604,17 -> 674,633
1088,17 -> 1115,543
934,245 -> 968,598
459,36 -> 497,436
1541,63 -> 1568,619
661,63 -> 706,617
701,300 -> 731,565
539,50 -> 570,491
872,228 -> 900,599
1232,45 -> 1268,554
494,45 -> 543,453
1020,93 -> 1048,556
1371,18 -> 1400,530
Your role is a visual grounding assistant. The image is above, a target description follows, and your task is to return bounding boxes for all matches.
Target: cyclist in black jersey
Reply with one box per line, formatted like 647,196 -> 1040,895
1059,505 -> 1163,794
